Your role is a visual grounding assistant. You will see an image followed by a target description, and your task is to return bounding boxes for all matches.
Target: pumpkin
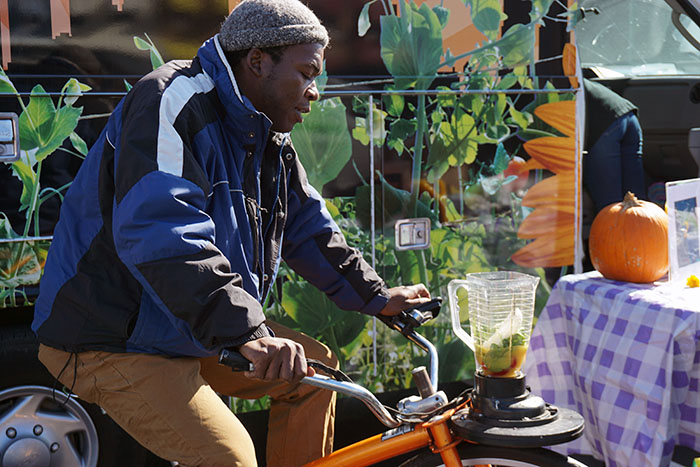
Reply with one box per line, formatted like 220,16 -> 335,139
589,192 -> 669,283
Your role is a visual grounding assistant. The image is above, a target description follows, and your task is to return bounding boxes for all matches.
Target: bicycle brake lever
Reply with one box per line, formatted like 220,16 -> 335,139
377,297 -> 442,337
405,297 -> 442,323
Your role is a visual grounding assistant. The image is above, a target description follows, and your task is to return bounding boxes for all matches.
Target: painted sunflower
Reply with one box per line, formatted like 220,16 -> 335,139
512,44 -> 581,268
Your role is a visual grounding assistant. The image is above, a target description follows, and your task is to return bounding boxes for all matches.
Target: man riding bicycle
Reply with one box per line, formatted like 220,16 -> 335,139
32,0 -> 431,465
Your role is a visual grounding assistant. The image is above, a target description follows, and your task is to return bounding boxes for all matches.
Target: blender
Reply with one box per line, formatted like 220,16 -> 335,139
448,271 -> 584,447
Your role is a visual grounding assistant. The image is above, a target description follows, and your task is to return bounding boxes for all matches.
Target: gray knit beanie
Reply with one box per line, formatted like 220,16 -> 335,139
220,0 -> 329,52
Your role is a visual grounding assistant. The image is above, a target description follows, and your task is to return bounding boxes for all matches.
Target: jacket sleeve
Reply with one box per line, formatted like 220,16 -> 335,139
282,156 -> 390,316
110,83 -> 269,353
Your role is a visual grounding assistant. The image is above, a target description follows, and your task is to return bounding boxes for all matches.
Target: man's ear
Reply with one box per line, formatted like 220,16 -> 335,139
245,48 -> 266,78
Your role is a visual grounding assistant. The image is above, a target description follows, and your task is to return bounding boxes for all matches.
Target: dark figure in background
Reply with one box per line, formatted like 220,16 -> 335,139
583,78 -> 647,214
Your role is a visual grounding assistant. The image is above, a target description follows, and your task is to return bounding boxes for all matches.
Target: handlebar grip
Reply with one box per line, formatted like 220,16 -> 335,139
377,297 -> 442,335
375,312 -> 395,329
413,297 -> 443,315
218,348 -> 255,372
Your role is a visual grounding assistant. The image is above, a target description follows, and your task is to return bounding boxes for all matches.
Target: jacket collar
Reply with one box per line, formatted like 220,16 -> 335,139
196,36 -> 297,158
197,35 -> 274,138
212,35 -> 244,104
197,35 -> 250,111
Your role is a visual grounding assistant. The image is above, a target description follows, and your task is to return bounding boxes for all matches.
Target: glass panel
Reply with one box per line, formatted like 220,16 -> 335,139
1,0 -> 583,397
265,81 -> 578,390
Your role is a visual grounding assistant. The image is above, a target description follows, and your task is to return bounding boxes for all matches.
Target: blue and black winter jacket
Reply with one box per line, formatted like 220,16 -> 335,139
32,36 -> 390,357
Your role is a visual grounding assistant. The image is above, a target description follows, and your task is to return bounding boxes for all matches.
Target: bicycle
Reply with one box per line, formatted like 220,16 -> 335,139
219,298 -> 587,467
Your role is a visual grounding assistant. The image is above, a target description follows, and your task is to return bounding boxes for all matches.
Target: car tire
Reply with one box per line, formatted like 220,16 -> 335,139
0,324 -> 170,467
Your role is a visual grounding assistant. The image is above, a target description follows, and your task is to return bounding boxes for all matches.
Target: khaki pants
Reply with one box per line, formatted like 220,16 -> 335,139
38,322 -> 337,467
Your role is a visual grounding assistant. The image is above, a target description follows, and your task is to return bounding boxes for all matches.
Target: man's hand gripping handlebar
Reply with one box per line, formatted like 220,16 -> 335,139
218,297 -> 442,374
217,297 -> 442,428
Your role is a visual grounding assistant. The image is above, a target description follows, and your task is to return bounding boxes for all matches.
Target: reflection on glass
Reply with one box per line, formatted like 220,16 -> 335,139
577,0 -> 700,75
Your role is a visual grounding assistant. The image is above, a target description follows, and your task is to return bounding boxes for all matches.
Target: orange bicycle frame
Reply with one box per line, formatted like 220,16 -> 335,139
304,408 -> 463,467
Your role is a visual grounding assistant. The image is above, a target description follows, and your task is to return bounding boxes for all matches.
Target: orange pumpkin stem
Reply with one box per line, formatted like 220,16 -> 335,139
621,191 -> 642,211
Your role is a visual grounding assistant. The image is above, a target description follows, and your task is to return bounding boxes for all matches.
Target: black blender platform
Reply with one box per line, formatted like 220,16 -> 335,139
451,405 -> 585,448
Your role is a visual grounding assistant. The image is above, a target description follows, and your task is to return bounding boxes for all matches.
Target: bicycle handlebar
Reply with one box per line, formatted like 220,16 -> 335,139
301,375 -> 401,428
375,297 -> 442,392
218,297 -> 443,428
217,349 -> 404,427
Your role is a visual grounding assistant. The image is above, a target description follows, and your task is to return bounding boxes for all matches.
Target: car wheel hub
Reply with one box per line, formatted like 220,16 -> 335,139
3,437 -> 51,466
0,385 -> 99,467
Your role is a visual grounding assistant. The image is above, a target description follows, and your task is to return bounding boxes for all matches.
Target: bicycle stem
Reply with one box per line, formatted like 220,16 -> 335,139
407,331 -> 439,394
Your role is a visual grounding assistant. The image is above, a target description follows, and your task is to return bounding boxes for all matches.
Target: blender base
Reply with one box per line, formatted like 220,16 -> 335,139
451,404 -> 584,448
452,406 -> 583,448
450,372 -> 585,448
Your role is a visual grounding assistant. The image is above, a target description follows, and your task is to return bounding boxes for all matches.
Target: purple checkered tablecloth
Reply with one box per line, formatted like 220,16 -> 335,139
522,271 -> 700,467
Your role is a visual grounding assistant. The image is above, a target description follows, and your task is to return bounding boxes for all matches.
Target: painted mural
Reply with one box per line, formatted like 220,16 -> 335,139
0,0 -> 582,403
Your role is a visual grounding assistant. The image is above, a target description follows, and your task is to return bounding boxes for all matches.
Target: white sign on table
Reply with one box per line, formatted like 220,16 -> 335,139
665,178 -> 700,283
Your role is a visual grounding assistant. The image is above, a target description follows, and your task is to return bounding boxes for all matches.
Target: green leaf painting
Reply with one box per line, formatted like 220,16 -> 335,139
291,97 -> 352,193
70,132 -> 88,157
63,78 -> 91,107
0,215 -> 45,307
354,174 -> 436,230
17,85 -> 83,162
426,112 -> 479,182
530,0 -> 555,21
19,85 -> 56,151
36,106 -> 82,162
0,68 -> 18,95
383,92 -> 405,118
466,0 -> 507,40
10,159 -> 36,213
497,23 -> 537,67
282,279 -> 367,360
133,36 -> 151,51
133,34 -> 164,70
351,104 -> 387,148
432,5 -> 450,29
358,0 -> 376,37
380,0 -> 444,89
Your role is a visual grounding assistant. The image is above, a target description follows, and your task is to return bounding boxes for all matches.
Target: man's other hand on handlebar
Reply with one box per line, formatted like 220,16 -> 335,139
237,284 -> 430,383
379,284 -> 432,316
238,337 -> 316,383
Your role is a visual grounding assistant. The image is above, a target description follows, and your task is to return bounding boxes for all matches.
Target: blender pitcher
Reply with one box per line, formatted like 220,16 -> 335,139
448,271 -> 539,378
